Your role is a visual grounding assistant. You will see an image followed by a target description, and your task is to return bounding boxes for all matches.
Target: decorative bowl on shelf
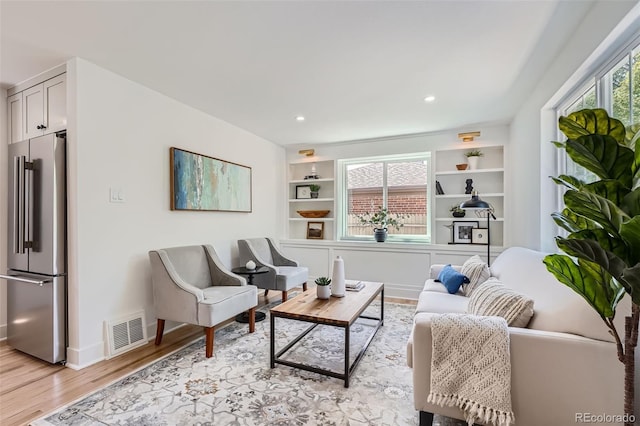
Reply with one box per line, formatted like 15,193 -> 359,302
456,164 -> 468,170
297,210 -> 330,218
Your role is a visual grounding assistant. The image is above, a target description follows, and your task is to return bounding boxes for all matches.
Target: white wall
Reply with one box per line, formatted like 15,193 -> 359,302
67,58 -> 285,368
509,0 -> 637,251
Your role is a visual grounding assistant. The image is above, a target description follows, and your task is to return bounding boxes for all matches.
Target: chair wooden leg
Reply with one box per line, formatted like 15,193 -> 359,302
155,319 -> 165,345
264,289 -> 269,297
302,282 -> 307,291
248,307 -> 256,333
205,326 -> 215,358
282,290 -> 288,302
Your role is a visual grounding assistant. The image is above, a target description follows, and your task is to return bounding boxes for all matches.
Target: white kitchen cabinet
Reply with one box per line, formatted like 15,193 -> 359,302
7,92 -> 23,144
9,73 -> 66,142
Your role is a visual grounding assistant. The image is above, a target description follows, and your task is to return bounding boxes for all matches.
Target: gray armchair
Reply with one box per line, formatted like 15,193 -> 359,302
148,244 -> 258,357
238,238 -> 308,302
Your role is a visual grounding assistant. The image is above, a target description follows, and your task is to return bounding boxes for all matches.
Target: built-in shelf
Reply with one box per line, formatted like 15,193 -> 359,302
288,159 -> 336,240
435,168 -> 504,175
435,217 -> 504,222
435,193 -> 504,198
434,145 -> 505,246
289,218 -> 335,222
289,198 -> 334,202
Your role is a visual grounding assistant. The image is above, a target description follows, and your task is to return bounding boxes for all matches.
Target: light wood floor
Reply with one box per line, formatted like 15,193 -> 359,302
0,291 -> 415,426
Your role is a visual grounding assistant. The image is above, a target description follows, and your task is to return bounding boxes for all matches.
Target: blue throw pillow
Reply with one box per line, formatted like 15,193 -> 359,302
437,264 -> 470,294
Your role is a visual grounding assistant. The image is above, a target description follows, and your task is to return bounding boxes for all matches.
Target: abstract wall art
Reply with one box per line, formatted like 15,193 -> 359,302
170,147 -> 252,212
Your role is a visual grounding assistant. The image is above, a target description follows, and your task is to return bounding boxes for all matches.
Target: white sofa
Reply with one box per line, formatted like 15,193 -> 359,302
406,247 -> 631,426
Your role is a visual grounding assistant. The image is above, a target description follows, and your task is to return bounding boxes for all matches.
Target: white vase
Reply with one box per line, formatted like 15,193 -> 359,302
317,285 -> 331,299
467,156 -> 479,170
331,256 -> 346,297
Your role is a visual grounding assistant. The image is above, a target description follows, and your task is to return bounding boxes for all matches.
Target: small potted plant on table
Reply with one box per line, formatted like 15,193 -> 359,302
315,276 -> 331,299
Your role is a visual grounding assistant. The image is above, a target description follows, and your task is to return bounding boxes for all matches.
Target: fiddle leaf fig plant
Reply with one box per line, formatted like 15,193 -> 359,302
544,108 -> 639,424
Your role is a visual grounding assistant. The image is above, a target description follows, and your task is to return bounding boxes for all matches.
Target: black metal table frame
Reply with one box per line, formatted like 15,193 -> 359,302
269,287 -> 384,388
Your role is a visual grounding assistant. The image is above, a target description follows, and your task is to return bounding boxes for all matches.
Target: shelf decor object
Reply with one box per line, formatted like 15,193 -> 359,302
297,210 -> 330,218
460,191 -> 496,265
331,256 -> 346,297
170,147 -> 251,212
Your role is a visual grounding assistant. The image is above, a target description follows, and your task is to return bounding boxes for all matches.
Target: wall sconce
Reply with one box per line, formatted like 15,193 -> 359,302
298,149 -> 315,157
458,131 -> 481,142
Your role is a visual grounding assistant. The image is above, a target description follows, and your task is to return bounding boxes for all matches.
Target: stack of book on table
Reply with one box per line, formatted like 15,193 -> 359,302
345,280 -> 365,292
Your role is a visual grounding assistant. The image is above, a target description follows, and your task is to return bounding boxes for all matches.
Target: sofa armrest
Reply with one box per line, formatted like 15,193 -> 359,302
409,312 -> 623,425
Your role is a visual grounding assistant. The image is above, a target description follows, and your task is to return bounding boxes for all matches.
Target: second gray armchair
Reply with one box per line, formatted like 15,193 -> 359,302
238,238 -> 308,302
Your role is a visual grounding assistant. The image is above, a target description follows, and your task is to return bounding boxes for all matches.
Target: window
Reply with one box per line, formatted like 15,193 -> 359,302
557,36 -> 640,186
337,153 -> 430,242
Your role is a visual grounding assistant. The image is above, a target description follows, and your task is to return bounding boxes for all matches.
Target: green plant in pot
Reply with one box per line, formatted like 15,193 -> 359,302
356,206 -> 405,242
309,184 -> 321,199
544,108 -> 640,424
450,204 -> 466,218
315,276 -> 331,299
464,149 -> 483,170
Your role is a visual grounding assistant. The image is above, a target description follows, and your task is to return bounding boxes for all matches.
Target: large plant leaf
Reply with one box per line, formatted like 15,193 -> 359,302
621,263 -> 640,305
566,135 -> 633,186
622,187 -> 640,217
552,209 -> 599,233
568,229 -> 629,261
585,180 -> 630,205
551,175 -> 584,190
543,254 -> 616,319
555,237 -> 628,296
559,109 -> 626,143
564,190 -> 630,236
626,123 -> 640,149
633,135 -> 640,189
620,216 -> 640,265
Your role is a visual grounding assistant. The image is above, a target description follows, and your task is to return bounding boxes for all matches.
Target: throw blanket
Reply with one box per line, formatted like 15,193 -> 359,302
428,313 -> 515,426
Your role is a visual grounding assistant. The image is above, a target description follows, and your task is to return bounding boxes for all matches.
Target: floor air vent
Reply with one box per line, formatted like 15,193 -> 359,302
105,311 -> 147,358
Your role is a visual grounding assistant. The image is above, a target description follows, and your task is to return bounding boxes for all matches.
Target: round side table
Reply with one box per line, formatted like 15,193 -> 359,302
231,266 -> 269,323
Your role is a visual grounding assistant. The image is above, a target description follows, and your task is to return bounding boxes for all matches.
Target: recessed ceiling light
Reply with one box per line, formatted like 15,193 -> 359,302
424,95 -> 436,103
295,116 -> 305,121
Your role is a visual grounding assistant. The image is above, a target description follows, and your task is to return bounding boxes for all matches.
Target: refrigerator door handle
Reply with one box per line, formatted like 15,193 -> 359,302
0,274 -> 52,286
13,155 -> 26,254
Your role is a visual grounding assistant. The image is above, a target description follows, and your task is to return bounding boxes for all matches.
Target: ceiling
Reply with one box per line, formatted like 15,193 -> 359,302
1,1 -> 599,147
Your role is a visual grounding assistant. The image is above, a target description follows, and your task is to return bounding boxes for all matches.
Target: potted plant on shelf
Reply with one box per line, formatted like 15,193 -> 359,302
356,206 -> 405,242
450,205 -> 466,218
309,184 -> 321,199
465,149 -> 483,169
315,276 -> 331,299
543,108 -> 639,424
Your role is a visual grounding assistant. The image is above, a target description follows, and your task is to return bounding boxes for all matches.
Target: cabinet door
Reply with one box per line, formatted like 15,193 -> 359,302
23,83 -> 44,139
7,92 -> 23,144
44,74 -> 66,133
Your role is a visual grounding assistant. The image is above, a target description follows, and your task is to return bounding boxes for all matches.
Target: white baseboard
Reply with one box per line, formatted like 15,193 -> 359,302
0,323 -> 6,340
65,341 -> 105,370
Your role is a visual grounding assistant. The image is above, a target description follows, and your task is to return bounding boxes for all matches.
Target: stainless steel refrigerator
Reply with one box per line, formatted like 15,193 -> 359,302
1,132 -> 67,364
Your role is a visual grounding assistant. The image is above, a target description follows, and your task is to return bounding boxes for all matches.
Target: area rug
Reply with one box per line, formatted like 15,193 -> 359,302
33,301 -> 466,426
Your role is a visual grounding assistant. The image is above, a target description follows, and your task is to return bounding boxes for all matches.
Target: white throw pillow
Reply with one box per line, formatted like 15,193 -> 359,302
467,278 -> 535,328
461,255 -> 490,296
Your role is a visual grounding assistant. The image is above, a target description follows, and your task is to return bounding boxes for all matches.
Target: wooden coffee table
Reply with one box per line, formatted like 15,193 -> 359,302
269,281 -> 383,387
